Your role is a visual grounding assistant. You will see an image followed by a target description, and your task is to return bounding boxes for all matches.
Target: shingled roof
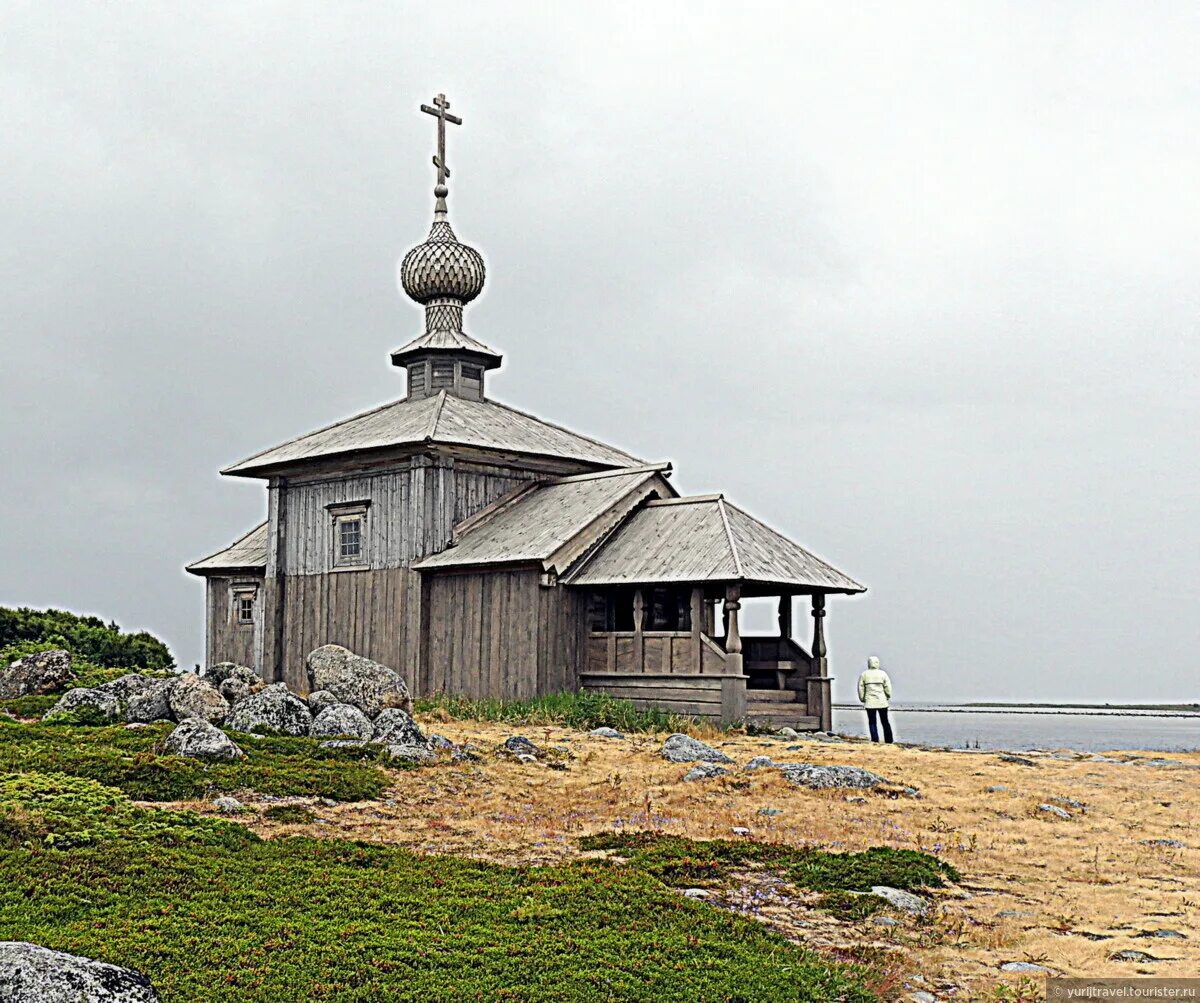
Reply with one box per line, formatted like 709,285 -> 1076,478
222,391 -> 640,476
414,465 -> 673,573
185,522 -> 268,575
565,496 -> 865,593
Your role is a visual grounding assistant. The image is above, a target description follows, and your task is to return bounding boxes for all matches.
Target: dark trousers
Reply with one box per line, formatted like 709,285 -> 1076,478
866,707 -> 893,743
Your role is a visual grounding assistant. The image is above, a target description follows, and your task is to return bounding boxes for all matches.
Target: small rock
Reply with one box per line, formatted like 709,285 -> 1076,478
225,682 -> 312,736
204,661 -> 249,686
731,826 -> 751,836
0,941 -> 160,1002
1000,961 -> 1050,973
745,755 -> 776,770
589,726 -> 624,739
997,910 -> 1037,919
1139,929 -> 1186,939
872,916 -> 900,927
845,795 -> 867,803
386,744 -> 437,765
682,888 -> 710,899
1038,803 -> 1072,820
986,785 -> 1009,793
997,754 -> 1038,767
372,708 -> 427,747
311,703 -> 375,741
317,739 -> 367,750
1050,796 -> 1087,811
497,735 -> 541,759
660,734 -> 733,764
0,649 -> 74,698
167,673 -> 230,725
910,993 -> 937,1003
757,807 -> 782,816
776,727 -> 800,738
1110,950 -> 1157,963
1139,838 -> 1186,848
683,763 -> 729,782
870,886 -> 928,916
42,687 -> 121,724
212,796 -> 244,814
306,689 -> 341,714
217,666 -> 266,706
162,718 -> 244,761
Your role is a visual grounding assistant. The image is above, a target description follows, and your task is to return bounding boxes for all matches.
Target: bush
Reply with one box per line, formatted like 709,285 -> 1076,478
0,606 -> 174,671
416,690 -> 704,734
0,718 -> 390,802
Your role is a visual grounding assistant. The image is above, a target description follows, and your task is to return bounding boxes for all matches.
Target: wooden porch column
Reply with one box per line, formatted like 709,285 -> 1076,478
807,593 -> 833,732
775,595 -> 792,690
632,589 -> 645,673
690,587 -> 704,672
721,584 -> 746,724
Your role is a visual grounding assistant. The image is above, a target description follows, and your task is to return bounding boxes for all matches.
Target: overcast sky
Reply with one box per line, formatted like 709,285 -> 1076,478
2,2 -> 1197,703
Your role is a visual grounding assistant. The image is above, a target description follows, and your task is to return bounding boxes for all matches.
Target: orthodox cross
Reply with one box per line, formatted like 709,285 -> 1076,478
420,93 -> 462,191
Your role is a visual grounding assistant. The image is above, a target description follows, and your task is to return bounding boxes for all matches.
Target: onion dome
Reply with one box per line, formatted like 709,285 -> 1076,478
399,216 -> 486,305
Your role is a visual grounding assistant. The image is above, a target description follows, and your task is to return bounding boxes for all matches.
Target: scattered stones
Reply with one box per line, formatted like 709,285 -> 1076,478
311,704 -> 375,741
212,796 -> 244,814
660,734 -> 732,764
1050,796 -> 1087,811
387,744 -> 437,765
217,666 -> 266,706
1138,929 -> 1186,940
225,682 -> 312,736
986,785 -> 1009,793
304,644 -> 412,719
96,674 -> 174,723
162,718 -> 244,761
997,910 -> 1037,919
317,739 -> 367,750
1038,803 -> 1072,820
682,888 -> 710,899
775,727 -> 799,738
167,673 -> 229,725
779,763 -> 895,791
910,992 -> 936,1003
1000,961 -> 1050,973
683,763 -> 729,782
0,941 -> 160,1002
997,754 -> 1038,767
588,726 -> 624,739
371,709 -> 427,747
870,886 -> 928,916
0,649 -> 74,698
1139,838 -> 1186,848
1110,950 -> 1157,963
42,687 -> 120,724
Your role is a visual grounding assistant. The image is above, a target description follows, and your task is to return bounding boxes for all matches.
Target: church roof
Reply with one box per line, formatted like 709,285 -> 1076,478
414,465 -> 672,572
185,522 -> 268,575
390,327 -> 502,366
222,390 -> 641,477
565,496 -> 866,593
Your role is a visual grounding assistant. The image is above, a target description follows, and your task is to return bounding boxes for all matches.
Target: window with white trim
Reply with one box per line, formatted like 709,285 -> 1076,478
329,502 -> 370,569
232,585 -> 257,626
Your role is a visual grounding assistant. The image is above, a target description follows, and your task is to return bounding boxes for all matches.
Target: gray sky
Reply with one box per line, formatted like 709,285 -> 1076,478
2,2 -> 1197,703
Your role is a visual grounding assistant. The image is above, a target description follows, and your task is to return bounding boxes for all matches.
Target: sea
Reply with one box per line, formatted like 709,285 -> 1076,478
831,703 -> 1200,753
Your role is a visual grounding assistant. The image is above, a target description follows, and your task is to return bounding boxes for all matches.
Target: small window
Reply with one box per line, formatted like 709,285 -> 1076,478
329,502 -> 369,569
408,364 -> 427,395
431,361 -> 455,388
232,586 -> 257,627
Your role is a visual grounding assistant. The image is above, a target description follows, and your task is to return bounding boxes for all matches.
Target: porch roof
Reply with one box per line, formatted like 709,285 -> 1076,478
185,522 -> 268,576
563,496 -> 865,594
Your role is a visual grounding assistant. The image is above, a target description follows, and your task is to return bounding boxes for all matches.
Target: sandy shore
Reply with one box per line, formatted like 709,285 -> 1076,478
177,721 -> 1200,998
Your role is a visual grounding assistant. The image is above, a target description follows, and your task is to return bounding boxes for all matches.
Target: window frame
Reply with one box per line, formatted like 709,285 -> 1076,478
327,501 -> 371,570
231,584 -> 258,628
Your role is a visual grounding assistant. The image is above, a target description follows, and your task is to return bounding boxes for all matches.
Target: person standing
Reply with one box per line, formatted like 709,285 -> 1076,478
857,655 -> 894,743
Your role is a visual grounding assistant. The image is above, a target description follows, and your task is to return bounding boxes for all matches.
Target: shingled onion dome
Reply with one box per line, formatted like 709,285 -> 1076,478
392,104 -> 503,401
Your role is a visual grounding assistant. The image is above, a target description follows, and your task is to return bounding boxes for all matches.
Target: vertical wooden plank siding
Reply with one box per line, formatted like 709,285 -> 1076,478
204,574 -> 264,673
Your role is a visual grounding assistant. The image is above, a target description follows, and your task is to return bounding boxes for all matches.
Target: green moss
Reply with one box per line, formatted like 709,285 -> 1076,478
0,693 -> 58,718
262,804 -> 317,824
817,891 -> 889,922
416,690 -> 702,734
0,718 -> 390,802
0,832 -> 874,1002
580,831 -> 958,893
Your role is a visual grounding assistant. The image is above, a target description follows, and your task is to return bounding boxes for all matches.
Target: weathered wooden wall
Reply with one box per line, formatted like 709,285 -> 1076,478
578,671 -> 747,725
205,575 -> 263,673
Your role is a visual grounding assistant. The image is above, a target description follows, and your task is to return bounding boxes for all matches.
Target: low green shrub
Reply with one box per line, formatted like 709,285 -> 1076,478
416,689 -> 702,734
0,773 -> 253,850
817,891 -> 889,922
0,718 -> 390,802
262,804 -> 316,824
0,606 -> 174,670
580,831 -> 958,893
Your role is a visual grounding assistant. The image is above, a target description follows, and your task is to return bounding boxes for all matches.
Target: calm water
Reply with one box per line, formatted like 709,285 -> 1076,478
831,704 -> 1200,752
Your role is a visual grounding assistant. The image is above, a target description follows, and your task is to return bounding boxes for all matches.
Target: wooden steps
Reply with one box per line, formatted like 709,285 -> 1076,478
742,689 -> 818,729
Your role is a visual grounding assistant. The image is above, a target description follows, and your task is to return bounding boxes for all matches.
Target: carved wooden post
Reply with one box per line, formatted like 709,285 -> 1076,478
690,586 -> 704,672
721,584 -> 746,724
777,595 -> 791,638
775,595 -> 792,690
632,589 -> 645,673
807,593 -> 833,732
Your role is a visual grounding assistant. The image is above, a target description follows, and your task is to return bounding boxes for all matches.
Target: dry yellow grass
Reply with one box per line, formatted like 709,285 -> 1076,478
183,721 -> 1200,999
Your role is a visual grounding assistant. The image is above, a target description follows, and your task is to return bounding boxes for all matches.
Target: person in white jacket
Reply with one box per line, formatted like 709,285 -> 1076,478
857,655 -> 894,743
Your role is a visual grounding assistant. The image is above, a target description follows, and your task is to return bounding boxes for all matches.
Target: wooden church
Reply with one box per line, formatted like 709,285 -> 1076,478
187,95 -> 865,730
